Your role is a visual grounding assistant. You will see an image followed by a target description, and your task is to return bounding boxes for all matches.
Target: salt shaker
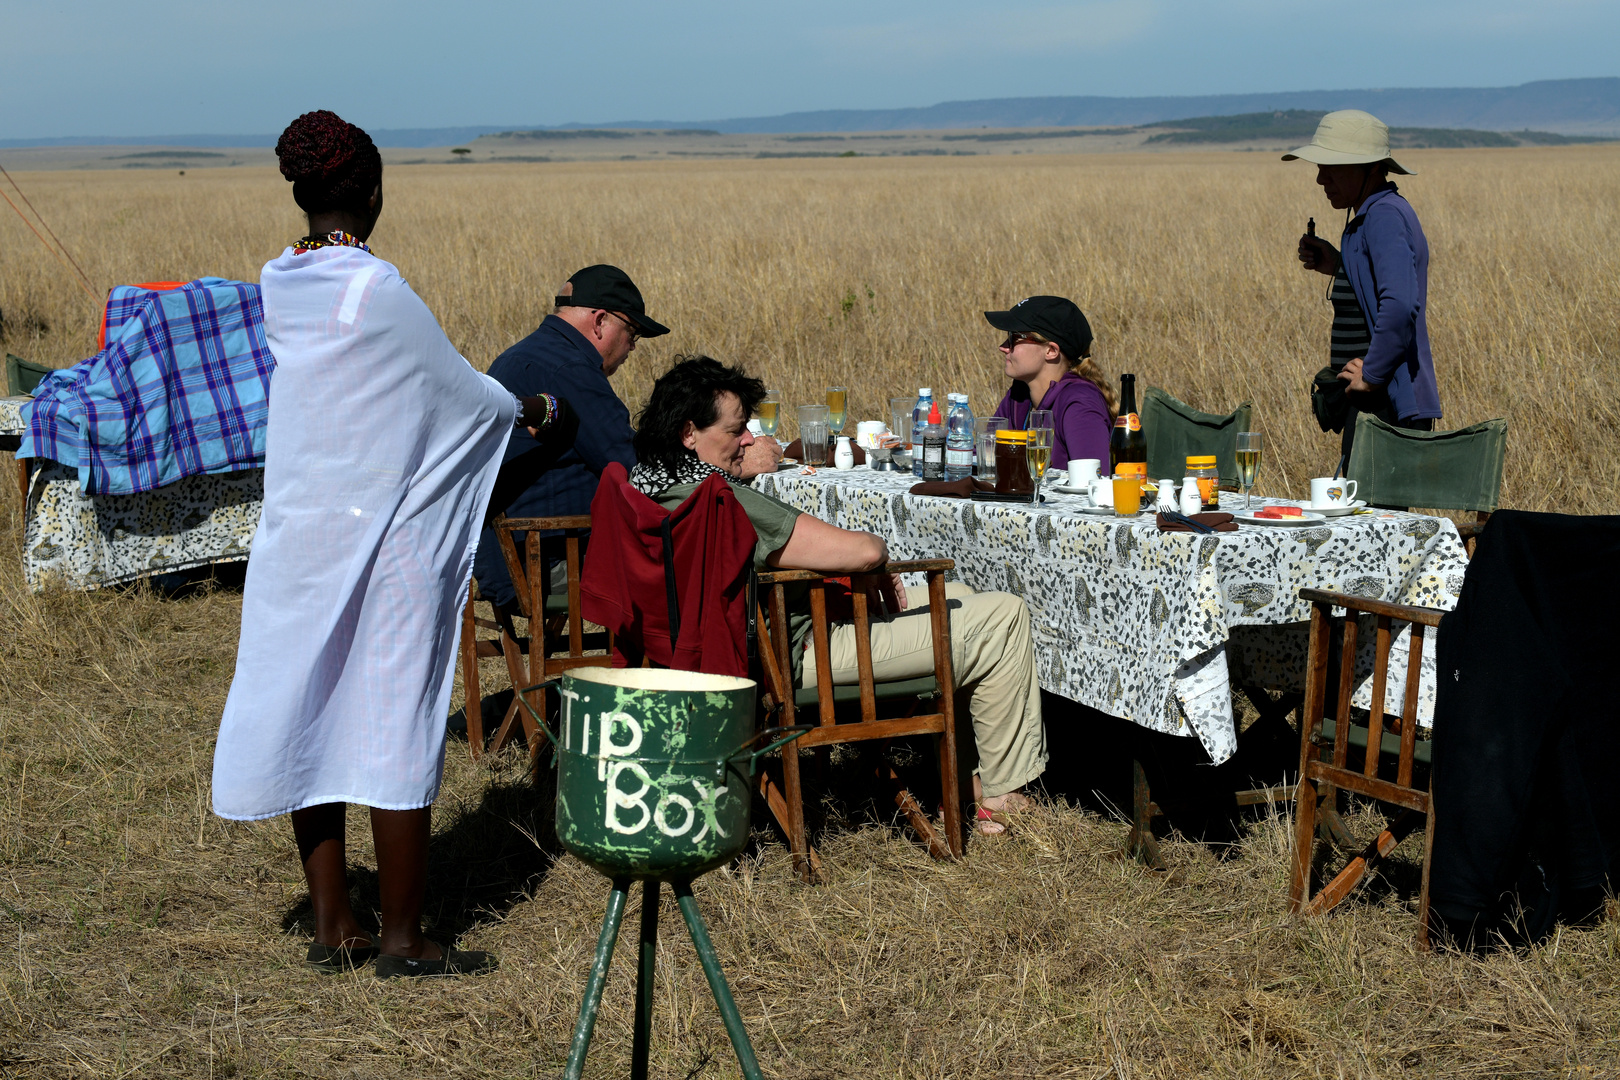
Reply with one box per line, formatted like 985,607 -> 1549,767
1156,478 -> 1178,512
1179,477 -> 1202,517
833,436 -> 854,470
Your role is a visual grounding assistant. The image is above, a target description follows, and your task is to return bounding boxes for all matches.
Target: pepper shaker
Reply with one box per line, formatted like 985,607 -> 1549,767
1180,477 -> 1202,517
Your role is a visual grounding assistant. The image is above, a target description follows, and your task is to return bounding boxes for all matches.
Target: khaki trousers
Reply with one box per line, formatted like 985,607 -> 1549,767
801,583 -> 1046,798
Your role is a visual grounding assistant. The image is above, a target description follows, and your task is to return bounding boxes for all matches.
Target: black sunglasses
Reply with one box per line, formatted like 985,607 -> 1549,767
606,310 -> 643,342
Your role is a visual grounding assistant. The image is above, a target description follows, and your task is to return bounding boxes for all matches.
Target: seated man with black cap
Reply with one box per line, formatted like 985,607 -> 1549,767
472,264 -> 670,612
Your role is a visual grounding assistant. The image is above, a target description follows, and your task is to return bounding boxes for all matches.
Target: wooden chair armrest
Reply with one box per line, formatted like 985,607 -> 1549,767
1297,587 -> 1446,627
759,559 -> 954,585
493,514 -> 592,532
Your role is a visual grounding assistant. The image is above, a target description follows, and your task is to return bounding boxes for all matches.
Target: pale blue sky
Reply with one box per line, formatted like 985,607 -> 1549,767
2,0 -> 1615,139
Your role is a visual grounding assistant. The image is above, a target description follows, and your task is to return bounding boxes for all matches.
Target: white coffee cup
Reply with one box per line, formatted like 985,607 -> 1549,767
855,420 -> 887,449
1067,457 -> 1101,489
1309,477 -> 1358,506
1088,477 -> 1114,506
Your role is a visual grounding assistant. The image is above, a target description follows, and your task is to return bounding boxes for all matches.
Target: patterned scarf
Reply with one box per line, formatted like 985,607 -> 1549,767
629,453 -> 733,497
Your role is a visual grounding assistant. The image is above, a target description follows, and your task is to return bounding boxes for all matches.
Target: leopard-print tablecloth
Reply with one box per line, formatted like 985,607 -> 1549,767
5,396 -> 263,591
0,396 -> 28,434
754,468 -> 1469,764
22,460 -> 262,592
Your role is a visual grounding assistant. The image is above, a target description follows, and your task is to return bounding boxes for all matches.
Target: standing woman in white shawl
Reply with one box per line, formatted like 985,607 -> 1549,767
213,111 -> 575,979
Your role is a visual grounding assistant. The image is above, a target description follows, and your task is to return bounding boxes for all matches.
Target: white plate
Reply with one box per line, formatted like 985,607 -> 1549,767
1048,484 -> 1095,496
776,458 -> 799,469
1301,500 -> 1367,517
1234,510 -> 1329,527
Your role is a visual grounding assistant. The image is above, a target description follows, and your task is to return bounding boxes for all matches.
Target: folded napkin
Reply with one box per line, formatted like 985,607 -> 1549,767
910,477 -> 995,499
784,438 -> 865,465
1155,511 -> 1238,533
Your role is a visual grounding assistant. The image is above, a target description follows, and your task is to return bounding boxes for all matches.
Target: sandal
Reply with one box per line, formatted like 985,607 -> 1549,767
973,803 -> 1013,836
305,935 -> 379,973
375,945 -> 497,980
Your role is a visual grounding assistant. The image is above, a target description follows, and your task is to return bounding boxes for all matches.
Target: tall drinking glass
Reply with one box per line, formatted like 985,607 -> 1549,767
802,421 -> 830,466
796,404 -> 829,443
1026,410 -> 1054,505
826,386 -> 848,435
756,389 -> 780,437
889,396 -> 915,469
973,416 -> 1007,482
1236,431 -> 1263,510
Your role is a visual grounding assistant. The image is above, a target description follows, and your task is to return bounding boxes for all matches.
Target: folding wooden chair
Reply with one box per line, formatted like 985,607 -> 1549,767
1141,386 -> 1253,488
3,353 -> 51,503
1347,416 -> 1507,557
754,560 -> 964,882
1289,587 -> 1445,950
459,514 -> 610,759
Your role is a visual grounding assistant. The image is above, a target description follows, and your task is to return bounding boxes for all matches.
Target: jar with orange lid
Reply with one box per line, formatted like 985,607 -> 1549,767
994,429 -> 1033,495
1185,455 -> 1219,512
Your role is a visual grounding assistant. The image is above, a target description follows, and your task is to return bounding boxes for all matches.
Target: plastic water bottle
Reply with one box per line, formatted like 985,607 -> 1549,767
910,387 -> 934,477
945,394 -> 975,481
919,400 -> 946,481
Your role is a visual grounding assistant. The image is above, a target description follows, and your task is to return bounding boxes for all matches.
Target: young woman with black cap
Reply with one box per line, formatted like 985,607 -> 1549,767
985,296 -> 1115,470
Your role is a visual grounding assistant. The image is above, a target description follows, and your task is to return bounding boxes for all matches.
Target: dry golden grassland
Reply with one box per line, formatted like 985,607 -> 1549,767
1,149 -> 1618,1078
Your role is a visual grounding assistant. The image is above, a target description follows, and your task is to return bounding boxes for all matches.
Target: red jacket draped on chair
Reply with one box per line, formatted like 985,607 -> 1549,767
580,463 -> 757,677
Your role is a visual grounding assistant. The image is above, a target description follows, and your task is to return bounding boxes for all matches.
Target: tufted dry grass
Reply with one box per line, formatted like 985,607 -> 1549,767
4,145 -> 1619,508
1,148 -> 1619,1077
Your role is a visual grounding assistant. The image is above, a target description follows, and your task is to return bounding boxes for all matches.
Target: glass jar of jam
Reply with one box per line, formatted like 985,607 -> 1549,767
1185,455 -> 1219,512
995,429 -> 1032,495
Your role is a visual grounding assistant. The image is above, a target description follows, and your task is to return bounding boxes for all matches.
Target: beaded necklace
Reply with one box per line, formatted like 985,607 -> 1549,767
292,230 -> 372,255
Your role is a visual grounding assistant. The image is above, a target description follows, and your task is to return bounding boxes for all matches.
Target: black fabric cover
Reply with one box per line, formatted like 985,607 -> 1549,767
1430,510 -> 1620,944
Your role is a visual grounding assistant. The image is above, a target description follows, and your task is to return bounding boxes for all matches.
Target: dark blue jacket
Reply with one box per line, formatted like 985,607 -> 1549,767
1340,184 -> 1442,421
472,315 -> 635,607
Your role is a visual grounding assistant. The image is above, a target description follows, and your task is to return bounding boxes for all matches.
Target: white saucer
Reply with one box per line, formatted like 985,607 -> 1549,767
1049,483 -> 1096,496
1234,510 -> 1328,527
1301,500 -> 1367,517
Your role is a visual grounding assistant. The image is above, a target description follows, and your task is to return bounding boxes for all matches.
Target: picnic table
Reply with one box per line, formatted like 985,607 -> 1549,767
1,395 -> 262,591
753,466 -> 1470,765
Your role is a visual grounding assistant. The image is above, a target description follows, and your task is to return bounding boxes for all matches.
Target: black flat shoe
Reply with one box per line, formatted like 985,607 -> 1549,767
305,936 -> 379,973
375,947 -> 497,980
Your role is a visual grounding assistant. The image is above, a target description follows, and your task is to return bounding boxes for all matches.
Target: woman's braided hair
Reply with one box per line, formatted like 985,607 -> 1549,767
274,110 -> 382,216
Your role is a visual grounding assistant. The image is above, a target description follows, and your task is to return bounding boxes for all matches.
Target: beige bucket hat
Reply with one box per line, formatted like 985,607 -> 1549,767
1282,109 -> 1414,175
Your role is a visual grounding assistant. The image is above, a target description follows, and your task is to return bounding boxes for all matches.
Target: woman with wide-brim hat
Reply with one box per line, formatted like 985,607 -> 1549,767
1289,110 -> 1442,467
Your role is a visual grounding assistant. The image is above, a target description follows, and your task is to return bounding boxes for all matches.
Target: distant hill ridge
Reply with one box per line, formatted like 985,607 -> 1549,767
3,78 -> 1616,148
1136,109 -> 1605,147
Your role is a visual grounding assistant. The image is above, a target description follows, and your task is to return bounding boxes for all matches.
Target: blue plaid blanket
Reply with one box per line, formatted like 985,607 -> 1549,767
19,279 -> 275,495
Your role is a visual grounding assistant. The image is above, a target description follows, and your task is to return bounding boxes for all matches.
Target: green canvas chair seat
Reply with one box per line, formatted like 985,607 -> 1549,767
793,675 -> 939,709
1318,717 -> 1433,766
1345,416 -> 1507,513
5,354 -> 53,397
1141,387 -> 1252,485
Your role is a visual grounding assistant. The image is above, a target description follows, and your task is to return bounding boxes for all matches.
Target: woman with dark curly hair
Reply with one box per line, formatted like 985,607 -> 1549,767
211,111 -> 576,979
633,356 -> 1046,835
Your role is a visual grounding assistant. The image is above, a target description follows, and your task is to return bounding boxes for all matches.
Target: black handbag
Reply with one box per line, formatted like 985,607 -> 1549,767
1310,365 -> 1351,434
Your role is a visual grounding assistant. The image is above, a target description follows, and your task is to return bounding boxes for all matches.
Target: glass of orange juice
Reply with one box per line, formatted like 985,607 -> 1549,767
1112,475 -> 1143,516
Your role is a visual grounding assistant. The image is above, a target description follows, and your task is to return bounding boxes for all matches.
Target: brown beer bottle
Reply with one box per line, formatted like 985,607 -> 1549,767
1109,373 -> 1147,477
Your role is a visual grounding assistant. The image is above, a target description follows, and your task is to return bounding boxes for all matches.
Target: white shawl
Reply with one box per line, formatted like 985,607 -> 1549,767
212,246 -> 515,820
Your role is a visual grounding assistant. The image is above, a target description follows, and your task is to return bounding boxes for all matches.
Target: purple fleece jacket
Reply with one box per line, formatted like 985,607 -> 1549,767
993,371 -> 1112,470
1340,184 -> 1442,421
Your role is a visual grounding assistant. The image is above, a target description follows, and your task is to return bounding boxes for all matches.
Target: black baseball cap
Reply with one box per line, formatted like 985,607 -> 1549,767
554,264 -> 670,337
984,296 -> 1093,361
